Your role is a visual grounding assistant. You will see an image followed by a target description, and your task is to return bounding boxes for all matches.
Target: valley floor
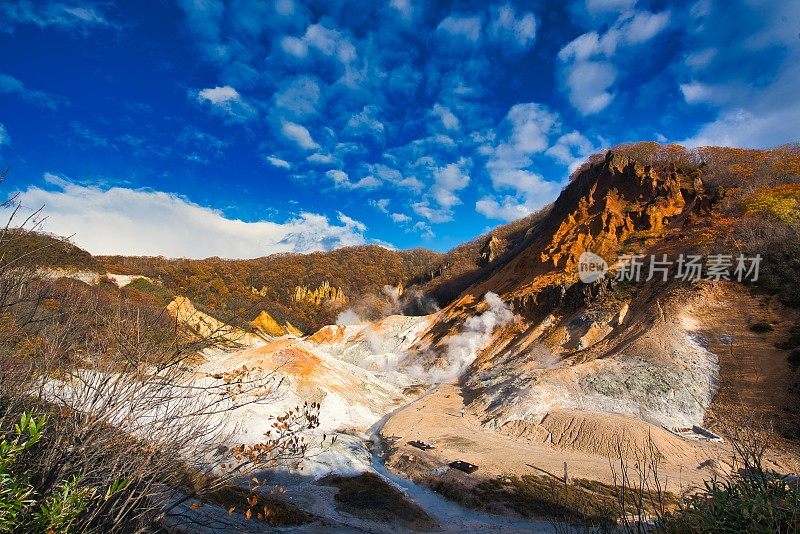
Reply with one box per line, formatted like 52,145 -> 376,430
381,385 -> 724,494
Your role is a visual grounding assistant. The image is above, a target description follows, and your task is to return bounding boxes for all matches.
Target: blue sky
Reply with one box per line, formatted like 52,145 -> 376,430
0,0 -> 798,258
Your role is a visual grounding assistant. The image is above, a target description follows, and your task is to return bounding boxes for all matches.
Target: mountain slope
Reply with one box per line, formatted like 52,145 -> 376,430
416,142 -> 800,442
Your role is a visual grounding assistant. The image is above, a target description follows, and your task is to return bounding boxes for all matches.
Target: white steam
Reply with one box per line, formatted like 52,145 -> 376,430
413,292 -> 514,383
382,284 -> 402,304
336,309 -> 362,325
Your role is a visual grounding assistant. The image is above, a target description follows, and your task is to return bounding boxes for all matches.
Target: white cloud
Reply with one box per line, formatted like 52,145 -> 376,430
197,85 -> 239,104
266,155 -> 291,169
558,9 -> 669,115
0,123 -> 9,147
681,105 -> 800,149
624,10 -> 670,44
685,48 -> 716,70
432,104 -> 460,130
479,102 -> 564,220
679,81 -> 713,104
307,152 -> 335,164
585,0 -> 637,15
11,175 -> 373,258
397,176 -> 424,192
391,212 -> 411,223
488,4 -> 537,50
281,121 -> 319,150
437,14 -> 482,42
325,169 -> 349,186
475,196 -> 535,222
390,0 -> 412,18
275,0 -> 295,16
282,24 -> 357,64
505,103 -> 559,153
1,1 -> 113,32
305,24 -> 357,63
412,201 -> 453,223
274,76 -> 321,118
413,221 -> 435,239
325,169 -> 380,190
372,198 -> 390,213
345,106 -> 385,137
430,161 -> 470,209
564,61 -> 616,115
280,35 -> 308,58
546,131 -> 597,172
195,85 -> 256,121
679,2 -> 800,149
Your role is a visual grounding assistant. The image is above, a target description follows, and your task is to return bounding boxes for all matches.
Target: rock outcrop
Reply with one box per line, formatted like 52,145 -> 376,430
478,234 -> 503,266
293,281 -> 347,305
284,321 -> 303,337
167,296 -> 255,345
540,151 -> 703,272
250,310 -> 286,337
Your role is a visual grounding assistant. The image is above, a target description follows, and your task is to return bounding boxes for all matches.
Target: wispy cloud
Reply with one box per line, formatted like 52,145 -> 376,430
0,123 -> 9,147
0,73 -> 65,109
678,1 -> 800,148
266,155 -> 291,169
1,1 -> 114,33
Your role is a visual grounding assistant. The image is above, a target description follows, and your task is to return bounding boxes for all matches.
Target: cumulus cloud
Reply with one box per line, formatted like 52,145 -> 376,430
546,131 -> 597,172
281,121 -> 319,150
478,103 -> 564,220
281,24 -> 357,65
391,213 -> 411,223
413,221 -> 435,239
371,198 -> 390,213
194,85 -> 257,121
476,196 -> 537,221
11,174 -> 373,258
437,14 -> 482,42
344,106 -> 385,138
273,76 -> 321,119
558,8 -> 670,115
411,201 -> 453,224
325,169 -> 379,190
487,4 -> 537,51
430,160 -> 470,209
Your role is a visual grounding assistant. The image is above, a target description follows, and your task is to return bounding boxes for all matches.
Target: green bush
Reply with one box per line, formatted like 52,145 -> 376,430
0,411 -> 126,533
659,475 -> 799,533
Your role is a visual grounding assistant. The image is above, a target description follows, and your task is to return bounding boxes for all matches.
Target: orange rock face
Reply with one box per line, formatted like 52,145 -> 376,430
541,154 -> 698,272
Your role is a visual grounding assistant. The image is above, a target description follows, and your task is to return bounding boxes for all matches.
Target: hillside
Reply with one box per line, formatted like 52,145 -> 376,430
97,213 -> 571,332
0,229 -> 103,271
99,245 -> 443,332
